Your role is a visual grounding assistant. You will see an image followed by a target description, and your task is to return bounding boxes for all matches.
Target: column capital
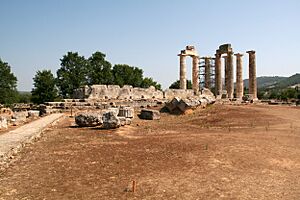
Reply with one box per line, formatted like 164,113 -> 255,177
234,53 -> 244,57
246,50 -> 256,54
200,56 -> 212,59
178,54 -> 187,57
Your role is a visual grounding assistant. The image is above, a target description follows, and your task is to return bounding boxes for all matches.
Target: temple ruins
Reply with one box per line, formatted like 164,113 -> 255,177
178,46 -> 200,94
178,44 -> 257,100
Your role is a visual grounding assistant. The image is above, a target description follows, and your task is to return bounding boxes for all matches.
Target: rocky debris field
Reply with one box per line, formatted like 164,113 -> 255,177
0,104 -> 299,199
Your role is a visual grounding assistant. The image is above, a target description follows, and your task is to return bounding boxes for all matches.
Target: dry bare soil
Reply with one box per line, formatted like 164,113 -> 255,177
0,104 -> 300,200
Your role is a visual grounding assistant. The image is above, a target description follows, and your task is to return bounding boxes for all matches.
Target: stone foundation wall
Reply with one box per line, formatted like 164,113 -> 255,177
74,85 -> 164,100
73,85 -> 206,100
164,89 -> 195,99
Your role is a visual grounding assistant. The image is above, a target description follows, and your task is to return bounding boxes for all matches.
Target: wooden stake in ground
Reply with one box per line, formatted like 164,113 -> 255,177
132,180 -> 136,192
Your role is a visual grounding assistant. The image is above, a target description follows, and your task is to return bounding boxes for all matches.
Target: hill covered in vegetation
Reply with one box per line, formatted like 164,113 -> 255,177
247,73 -> 300,100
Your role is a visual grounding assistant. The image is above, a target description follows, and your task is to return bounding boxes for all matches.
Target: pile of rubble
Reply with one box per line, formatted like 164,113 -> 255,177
0,107 -> 41,129
75,106 -> 134,129
164,95 -> 215,114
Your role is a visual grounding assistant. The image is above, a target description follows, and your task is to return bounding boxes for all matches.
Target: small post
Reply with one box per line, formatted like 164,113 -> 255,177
132,180 -> 136,193
70,104 -> 73,117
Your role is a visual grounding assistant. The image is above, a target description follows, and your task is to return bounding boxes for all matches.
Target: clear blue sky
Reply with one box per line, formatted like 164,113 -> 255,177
1,0 -> 299,91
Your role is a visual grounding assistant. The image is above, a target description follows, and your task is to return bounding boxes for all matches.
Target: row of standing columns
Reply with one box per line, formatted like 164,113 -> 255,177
179,54 -> 199,94
214,51 -> 257,100
179,46 -> 257,100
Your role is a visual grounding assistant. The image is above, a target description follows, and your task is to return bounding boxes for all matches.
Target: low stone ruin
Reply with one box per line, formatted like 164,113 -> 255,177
74,85 -> 164,100
0,85 -> 216,130
75,106 -> 134,129
0,116 -> 8,129
139,109 -> 160,120
0,107 -> 42,129
73,84 -> 213,100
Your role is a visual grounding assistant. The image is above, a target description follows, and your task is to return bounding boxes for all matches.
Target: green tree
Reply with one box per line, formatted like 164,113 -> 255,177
0,58 -> 18,105
87,51 -> 113,85
169,80 -> 192,89
112,64 -> 143,87
141,77 -> 162,90
257,90 -> 265,99
56,52 -> 87,98
269,90 -> 278,99
31,70 -> 57,104
18,92 -> 32,103
285,88 -> 297,99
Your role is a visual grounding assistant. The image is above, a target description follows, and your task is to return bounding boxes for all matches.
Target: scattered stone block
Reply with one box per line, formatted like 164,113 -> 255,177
165,97 -> 180,112
177,99 -> 193,113
12,111 -> 28,124
102,111 -> 121,129
139,109 -> 160,120
119,116 -> 126,126
75,112 -> 103,127
28,110 -> 40,118
107,107 -> 119,115
125,118 -> 132,125
163,96 -> 214,115
201,88 -> 214,97
0,107 -> 13,116
0,116 -> 8,129
118,106 -> 134,118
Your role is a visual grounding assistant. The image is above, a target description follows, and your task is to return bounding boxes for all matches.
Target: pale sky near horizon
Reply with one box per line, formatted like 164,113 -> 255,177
1,0 -> 300,91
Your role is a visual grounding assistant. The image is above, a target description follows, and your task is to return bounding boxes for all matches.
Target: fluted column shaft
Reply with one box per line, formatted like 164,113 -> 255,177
227,52 -> 234,99
192,56 -> 199,94
179,55 -> 187,89
223,55 -> 228,97
235,53 -> 244,99
247,51 -> 257,100
215,53 -> 222,97
204,58 -> 210,88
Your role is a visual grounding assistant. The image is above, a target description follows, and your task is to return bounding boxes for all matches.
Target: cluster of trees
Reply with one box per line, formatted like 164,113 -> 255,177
169,80 -> 192,89
0,58 -> 18,105
258,87 -> 300,100
0,51 -> 161,105
56,52 -> 161,98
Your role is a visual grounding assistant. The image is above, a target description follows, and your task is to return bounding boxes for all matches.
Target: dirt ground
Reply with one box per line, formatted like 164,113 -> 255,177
0,104 -> 300,200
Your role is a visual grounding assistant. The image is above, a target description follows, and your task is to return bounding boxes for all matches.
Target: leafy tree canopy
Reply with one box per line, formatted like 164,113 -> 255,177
55,51 -> 162,98
112,64 -> 144,87
0,58 -> 18,105
141,77 -> 162,90
56,52 -> 87,98
18,92 -> 32,103
169,80 -> 192,89
31,70 -> 58,104
87,51 -> 113,85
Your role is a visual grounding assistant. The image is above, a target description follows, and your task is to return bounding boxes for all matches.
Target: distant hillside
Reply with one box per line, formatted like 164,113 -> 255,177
243,76 -> 287,89
275,73 -> 300,89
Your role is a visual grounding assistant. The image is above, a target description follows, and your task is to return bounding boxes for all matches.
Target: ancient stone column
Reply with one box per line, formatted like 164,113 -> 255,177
247,50 -> 257,100
223,55 -> 228,97
204,57 -> 211,88
192,55 -> 199,94
227,52 -> 234,99
215,53 -> 222,98
235,53 -> 244,99
179,55 -> 187,89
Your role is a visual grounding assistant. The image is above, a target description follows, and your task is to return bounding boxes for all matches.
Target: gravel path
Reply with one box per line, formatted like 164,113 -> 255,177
0,113 -> 64,164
